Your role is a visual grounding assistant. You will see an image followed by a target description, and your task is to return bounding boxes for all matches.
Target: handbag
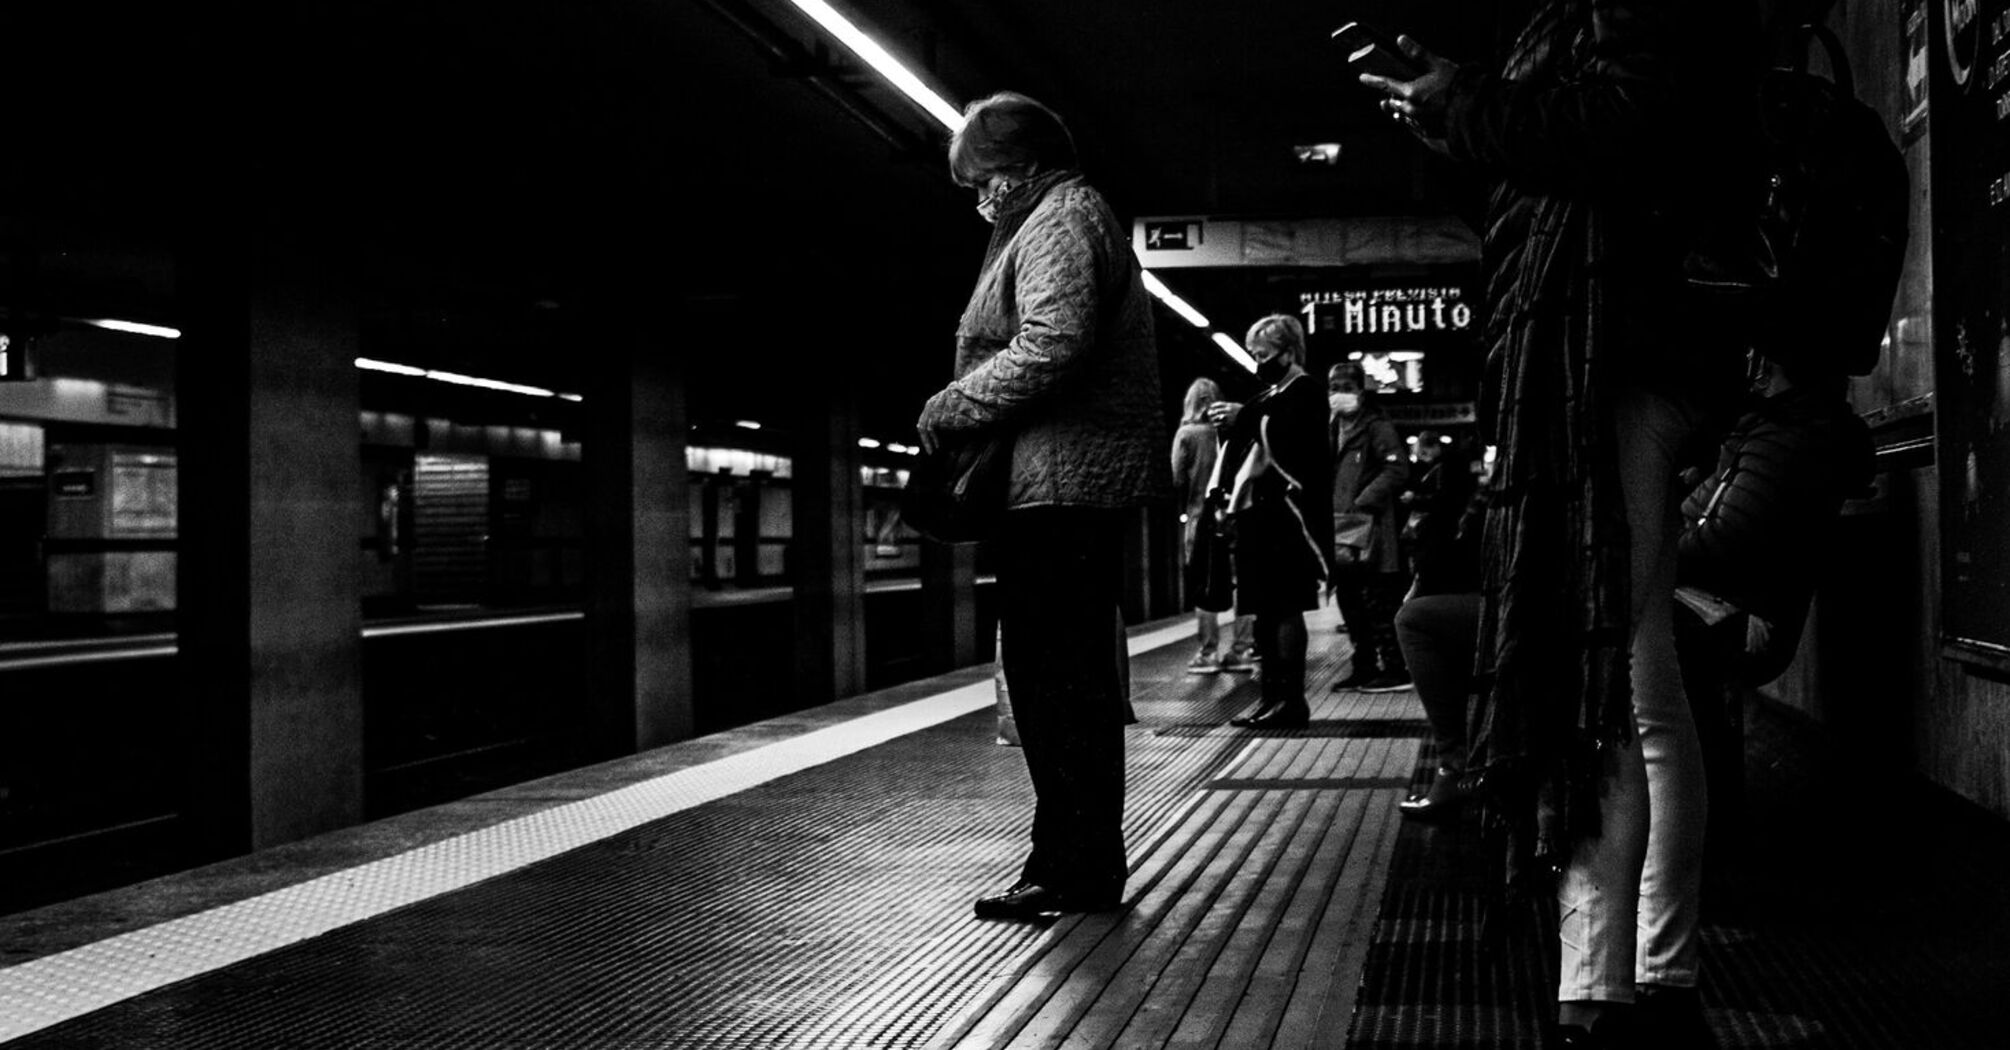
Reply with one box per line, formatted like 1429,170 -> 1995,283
1332,511 -> 1376,566
900,433 -> 1013,544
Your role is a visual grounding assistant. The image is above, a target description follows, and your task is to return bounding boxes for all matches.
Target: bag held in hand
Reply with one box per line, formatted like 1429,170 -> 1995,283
901,435 -> 1012,543
1332,511 -> 1376,566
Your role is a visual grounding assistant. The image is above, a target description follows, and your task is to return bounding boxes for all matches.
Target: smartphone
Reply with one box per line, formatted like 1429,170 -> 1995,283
1331,21 -> 1423,81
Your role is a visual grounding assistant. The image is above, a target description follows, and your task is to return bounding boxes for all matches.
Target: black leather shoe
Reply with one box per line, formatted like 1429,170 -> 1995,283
1230,703 -> 1310,730
1634,985 -> 1715,1049
1398,767 -> 1466,821
973,881 -> 1121,920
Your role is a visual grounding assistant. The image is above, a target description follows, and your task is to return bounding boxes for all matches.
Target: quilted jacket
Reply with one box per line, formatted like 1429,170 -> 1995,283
1678,387 -> 1874,625
926,171 -> 1168,511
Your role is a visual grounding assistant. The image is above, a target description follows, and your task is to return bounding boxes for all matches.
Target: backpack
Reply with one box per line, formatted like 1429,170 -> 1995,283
1683,22 -> 1909,377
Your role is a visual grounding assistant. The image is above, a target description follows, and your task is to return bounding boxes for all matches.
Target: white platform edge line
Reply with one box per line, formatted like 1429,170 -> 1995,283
0,620 -> 1195,1041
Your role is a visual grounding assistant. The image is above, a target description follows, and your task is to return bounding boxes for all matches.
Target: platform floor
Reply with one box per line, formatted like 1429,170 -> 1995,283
3,608 -> 2007,1048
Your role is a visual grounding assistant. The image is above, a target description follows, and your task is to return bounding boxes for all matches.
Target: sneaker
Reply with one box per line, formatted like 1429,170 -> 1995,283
1220,649 -> 1259,673
1329,666 -> 1376,691
1185,649 -> 1222,675
1359,670 -> 1413,693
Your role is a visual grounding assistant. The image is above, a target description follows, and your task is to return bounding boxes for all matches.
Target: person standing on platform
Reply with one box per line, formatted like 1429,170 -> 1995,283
916,91 -> 1166,922
1392,446 -> 1485,821
1205,315 -> 1334,731
1327,361 -> 1412,693
1359,3 -> 1757,1046
1172,377 -> 1256,675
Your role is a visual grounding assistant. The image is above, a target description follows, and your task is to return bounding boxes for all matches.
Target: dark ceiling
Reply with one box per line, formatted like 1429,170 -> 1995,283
2,0 -> 1504,443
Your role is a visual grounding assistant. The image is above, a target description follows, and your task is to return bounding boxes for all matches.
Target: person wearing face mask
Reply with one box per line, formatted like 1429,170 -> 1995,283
1327,362 -> 1412,693
1203,315 -> 1334,731
916,91 -> 1167,922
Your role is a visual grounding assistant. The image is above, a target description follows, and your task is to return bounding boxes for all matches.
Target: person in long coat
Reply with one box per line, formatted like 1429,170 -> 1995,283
916,91 -> 1167,922
1204,314 -> 1334,730
1327,361 -> 1411,692
1358,3 -> 1758,1046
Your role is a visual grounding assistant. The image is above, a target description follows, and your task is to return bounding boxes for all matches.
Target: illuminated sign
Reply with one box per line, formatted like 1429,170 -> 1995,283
1299,286 -> 1475,338
0,334 -> 28,382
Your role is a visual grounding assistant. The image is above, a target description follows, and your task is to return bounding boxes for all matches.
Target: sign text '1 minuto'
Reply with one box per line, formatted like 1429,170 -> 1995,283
1298,287 -> 1474,338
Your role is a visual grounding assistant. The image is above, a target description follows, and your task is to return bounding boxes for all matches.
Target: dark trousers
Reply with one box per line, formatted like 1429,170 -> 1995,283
1393,592 -> 1480,770
997,506 -> 1128,894
1335,570 -> 1410,674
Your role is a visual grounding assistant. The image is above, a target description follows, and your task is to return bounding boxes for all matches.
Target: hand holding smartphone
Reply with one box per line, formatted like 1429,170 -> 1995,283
1331,21 -> 1424,82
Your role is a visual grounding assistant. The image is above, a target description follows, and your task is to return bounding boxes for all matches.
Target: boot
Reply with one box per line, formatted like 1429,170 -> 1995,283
1234,655 -> 1309,729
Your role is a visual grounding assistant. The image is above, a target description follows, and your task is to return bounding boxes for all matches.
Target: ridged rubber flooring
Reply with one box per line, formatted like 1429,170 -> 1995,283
1345,698 -> 2010,1049
1,610 -> 1425,1049
10,611 -> 2007,1049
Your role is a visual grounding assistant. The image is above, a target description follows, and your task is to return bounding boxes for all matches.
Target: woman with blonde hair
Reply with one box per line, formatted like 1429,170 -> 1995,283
1204,314 -> 1334,729
1172,377 -> 1255,673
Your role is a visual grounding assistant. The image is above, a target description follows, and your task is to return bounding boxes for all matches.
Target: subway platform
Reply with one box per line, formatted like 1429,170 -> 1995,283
2,609 -> 2006,1049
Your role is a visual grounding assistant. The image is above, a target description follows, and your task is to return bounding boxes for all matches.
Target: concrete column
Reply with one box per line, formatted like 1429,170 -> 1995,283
920,539 -> 978,672
585,339 -> 693,755
177,250 -> 364,856
792,380 -> 867,704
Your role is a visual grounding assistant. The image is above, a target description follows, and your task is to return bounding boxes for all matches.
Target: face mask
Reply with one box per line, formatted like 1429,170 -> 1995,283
1331,392 -> 1362,415
975,178 -> 1017,224
1255,355 -> 1289,384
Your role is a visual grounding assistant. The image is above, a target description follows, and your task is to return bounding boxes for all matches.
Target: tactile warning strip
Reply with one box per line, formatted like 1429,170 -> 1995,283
0,620 -> 1202,1043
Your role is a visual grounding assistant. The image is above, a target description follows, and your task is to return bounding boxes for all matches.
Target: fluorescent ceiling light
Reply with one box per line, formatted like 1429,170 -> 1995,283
786,0 -> 963,129
857,437 -> 882,449
73,317 -> 181,339
355,357 -> 428,377
1211,332 -> 1258,373
425,369 -> 558,398
1140,270 -> 1209,329
734,420 -> 763,430
354,357 -> 582,401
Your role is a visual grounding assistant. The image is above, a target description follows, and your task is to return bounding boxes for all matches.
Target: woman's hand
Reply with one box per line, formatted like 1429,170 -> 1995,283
916,389 -> 955,455
1205,401 -> 1243,429
1357,35 -> 1458,148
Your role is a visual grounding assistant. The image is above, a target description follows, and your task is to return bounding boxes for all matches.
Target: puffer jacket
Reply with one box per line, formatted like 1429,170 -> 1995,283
1331,405 -> 1410,574
1678,387 -> 1874,626
926,171 -> 1168,510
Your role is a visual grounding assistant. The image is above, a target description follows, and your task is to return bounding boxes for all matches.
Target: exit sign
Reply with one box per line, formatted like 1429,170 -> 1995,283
1143,221 -> 1199,251
0,334 -> 28,382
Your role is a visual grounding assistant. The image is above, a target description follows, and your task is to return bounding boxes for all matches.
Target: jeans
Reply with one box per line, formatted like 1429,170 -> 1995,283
997,506 -> 1129,895
1557,386 -> 1711,1002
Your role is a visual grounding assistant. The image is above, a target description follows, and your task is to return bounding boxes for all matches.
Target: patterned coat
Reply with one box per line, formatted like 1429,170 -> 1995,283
1446,0 -> 1753,886
922,171 -> 1168,511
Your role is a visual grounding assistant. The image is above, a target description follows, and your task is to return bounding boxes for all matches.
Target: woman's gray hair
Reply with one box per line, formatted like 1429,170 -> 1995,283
1181,377 -> 1222,424
1245,313 -> 1306,367
948,91 -> 1078,186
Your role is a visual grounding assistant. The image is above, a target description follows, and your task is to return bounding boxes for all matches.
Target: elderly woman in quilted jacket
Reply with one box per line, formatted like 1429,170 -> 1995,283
1360,3 -> 1760,1046
916,92 -> 1167,923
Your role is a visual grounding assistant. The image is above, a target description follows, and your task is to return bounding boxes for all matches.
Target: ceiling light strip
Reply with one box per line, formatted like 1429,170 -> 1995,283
786,0 -> 963,129
1139,270 -> 1209,330
1211,332 -> 1259,373
354,357 -> 583,402
70,318 -> 182,340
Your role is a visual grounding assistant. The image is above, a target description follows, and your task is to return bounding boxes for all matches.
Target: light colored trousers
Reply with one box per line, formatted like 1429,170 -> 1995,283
1557,386 -> 1710,1002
